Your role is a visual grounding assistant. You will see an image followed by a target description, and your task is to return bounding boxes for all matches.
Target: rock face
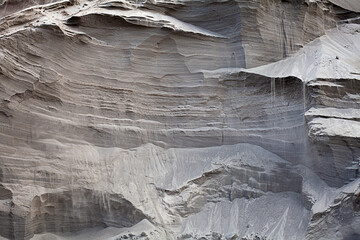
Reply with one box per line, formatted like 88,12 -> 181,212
0,0 -> 359,239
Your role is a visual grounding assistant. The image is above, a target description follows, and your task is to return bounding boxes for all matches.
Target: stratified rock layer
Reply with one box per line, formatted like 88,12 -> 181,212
0,0 -> 359,239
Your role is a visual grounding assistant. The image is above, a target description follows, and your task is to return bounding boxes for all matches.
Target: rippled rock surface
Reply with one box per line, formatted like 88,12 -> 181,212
0,0 -> 360,239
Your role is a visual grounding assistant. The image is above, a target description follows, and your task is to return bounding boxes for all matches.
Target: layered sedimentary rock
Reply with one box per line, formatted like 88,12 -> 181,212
0,0 -> 359,239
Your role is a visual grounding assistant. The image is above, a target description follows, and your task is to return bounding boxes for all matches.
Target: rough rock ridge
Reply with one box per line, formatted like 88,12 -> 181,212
0,0 -> 359,239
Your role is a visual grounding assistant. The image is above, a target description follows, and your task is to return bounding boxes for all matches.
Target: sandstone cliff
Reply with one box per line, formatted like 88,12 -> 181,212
0,0 -> 359,239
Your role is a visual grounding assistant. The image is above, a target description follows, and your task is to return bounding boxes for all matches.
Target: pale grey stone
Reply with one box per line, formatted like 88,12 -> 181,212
0,0 -> 359,239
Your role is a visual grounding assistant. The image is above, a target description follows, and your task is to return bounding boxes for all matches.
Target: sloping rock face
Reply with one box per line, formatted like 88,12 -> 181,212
0,0 -> 359,239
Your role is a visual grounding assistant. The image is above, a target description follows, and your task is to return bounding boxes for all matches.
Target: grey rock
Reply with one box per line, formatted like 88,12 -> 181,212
0,0 -> 359,239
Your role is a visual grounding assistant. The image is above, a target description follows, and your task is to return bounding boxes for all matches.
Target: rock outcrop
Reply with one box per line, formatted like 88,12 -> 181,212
0,0 -> 359,239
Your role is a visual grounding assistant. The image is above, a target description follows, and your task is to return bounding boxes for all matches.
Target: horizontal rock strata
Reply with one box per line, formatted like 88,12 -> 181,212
0,0 -> 359,239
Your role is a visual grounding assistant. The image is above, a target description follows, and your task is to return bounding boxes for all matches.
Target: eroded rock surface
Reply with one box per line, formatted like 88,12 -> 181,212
0,0 -> 359,239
